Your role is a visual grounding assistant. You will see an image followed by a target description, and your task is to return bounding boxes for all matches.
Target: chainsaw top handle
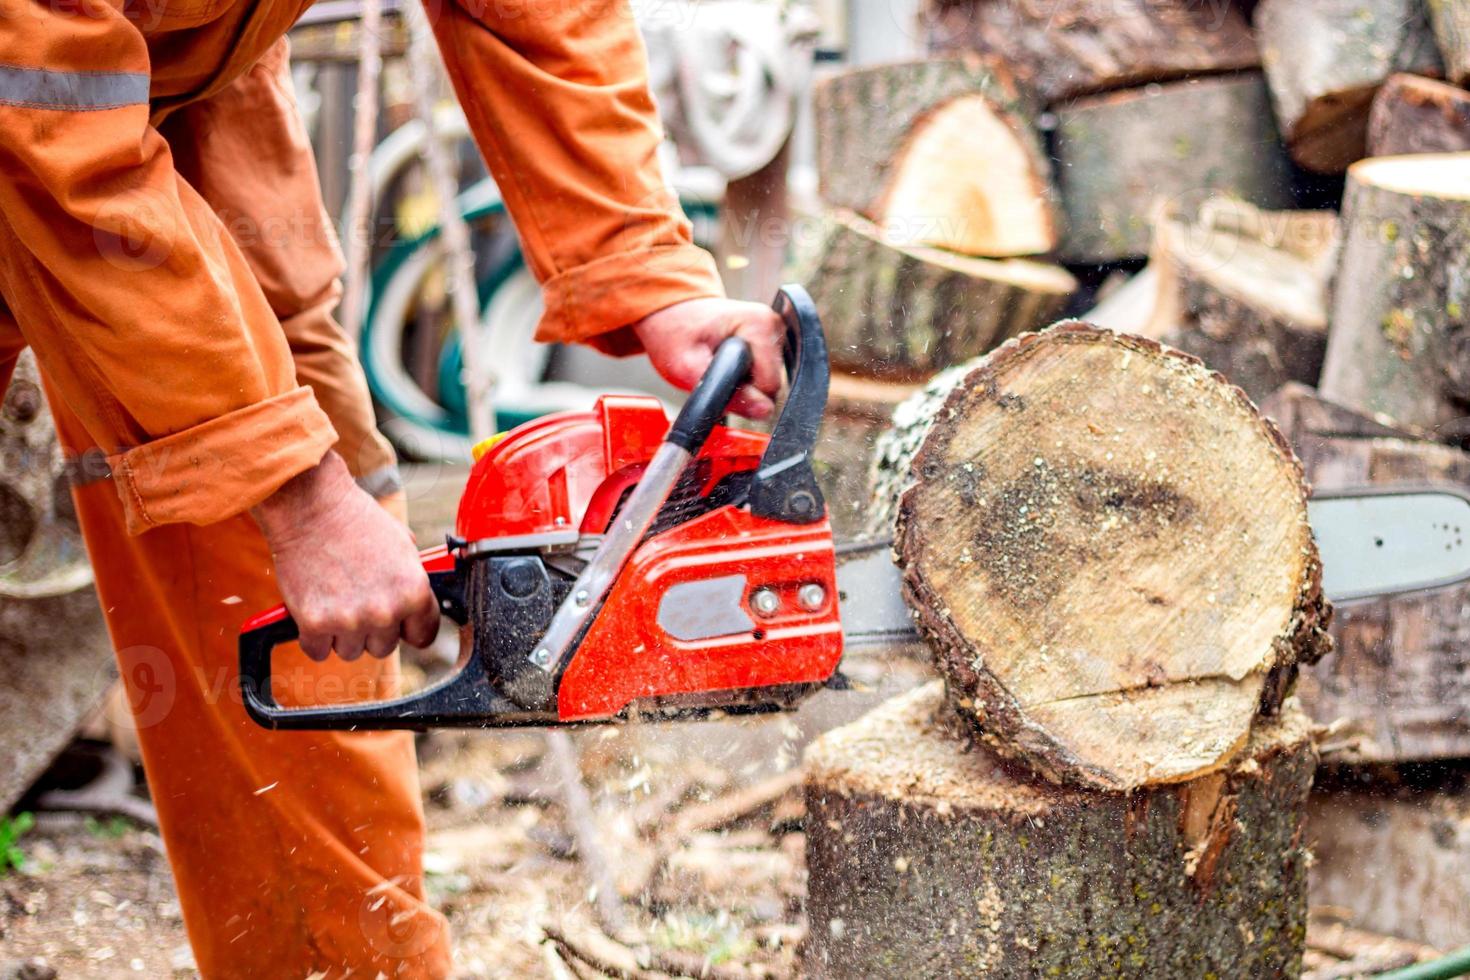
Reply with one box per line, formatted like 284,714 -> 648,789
665,333 -> 753,452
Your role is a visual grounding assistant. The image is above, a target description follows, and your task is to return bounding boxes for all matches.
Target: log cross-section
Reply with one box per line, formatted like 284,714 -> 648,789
813,59 -> 1058,258
873,325 -> 1330,790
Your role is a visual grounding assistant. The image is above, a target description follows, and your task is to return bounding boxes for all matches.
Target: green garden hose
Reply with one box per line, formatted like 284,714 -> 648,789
1377,946 -> 1470,979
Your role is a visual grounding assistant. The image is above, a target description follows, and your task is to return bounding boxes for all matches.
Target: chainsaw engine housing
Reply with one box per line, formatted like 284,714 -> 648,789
456,393 -> 843,722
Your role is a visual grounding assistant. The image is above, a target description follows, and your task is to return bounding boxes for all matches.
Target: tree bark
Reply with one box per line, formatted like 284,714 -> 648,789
1368,73 -> 1470,156
923,0 -> 1258,105
803,682 -> 1317,979
1264,383 -> 1470,764
1256,0 -> 1443,173
814,373 -> 921,539
813,59 -> 1059,258
0,351 -> 114,811
1053,74 -> 1294,263
1308,779 -> 1470,951
870,325 -> 1330,790
1318,154 -> 1470,442
1428,0 -> 1470,86
793,208 -> 1075,380
1148,200 -> 1338,404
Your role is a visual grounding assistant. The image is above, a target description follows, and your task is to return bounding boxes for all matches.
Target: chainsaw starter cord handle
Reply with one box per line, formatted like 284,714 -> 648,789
665,335 -> 753,452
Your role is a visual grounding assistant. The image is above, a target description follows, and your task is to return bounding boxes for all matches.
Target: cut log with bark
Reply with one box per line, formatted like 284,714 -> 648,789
924,0 -> 1259,105
1264,384 -> 1470,764
794,209 -> 1076,380
803,682 -> 1317,978
868,325 -> 1330,790
1368,73 -> 1470,156
1428,0 -> 1470,86
0,351 -> 114,811
813,59 -> 1059,257
1147,199 -> 1338,403
813,373 -> 920,538
1318,154 -> 1470,442
1053,74 -> 1295,263
1256,0 -> 1444,172
1308,779 -> 1470,951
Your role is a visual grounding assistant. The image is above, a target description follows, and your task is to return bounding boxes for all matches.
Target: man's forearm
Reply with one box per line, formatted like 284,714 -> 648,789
251,450 -> 355,549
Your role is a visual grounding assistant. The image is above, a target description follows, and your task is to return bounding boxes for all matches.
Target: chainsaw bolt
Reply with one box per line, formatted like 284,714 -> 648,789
530,648 -> 552,668
751,588 -> 780,617
574,590 -> 590,607
798,583 -> 827,611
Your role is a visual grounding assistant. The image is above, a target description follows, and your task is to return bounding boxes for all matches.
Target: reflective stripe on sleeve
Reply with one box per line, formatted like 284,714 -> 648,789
0,64 -> 148,110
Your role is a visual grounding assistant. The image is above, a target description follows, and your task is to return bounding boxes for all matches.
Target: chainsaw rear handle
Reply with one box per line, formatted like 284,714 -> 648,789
238,550 -> 502,731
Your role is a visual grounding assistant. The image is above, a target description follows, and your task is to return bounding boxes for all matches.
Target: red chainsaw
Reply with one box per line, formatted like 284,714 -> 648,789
240,285 -> 1470,731
239,285 -> 883,730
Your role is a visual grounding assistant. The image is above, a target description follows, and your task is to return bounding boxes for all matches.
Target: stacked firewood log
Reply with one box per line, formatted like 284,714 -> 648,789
801,0 -> 1470,969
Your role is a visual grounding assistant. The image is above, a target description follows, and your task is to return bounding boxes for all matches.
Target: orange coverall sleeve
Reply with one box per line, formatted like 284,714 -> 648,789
0,3 -> 337,534
428,0 -> 727,355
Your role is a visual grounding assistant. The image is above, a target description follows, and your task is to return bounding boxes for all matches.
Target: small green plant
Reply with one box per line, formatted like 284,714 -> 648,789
0,812 -> 35,874
84,815 -> 133,840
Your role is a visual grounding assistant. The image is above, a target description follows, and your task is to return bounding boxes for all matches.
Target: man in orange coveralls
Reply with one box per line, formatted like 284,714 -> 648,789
0,0 -> 785,973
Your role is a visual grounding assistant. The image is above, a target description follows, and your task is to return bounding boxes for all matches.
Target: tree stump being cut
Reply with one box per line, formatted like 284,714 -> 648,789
1053,74 -> 1294,263
923,0 -> 1258,105
1256,0 -> 1444,173
1368,73 -> 1470,156
1147,199 -> 1338,404
1428,0 -> 1470,87
1318,154 -> 1470,442
803,682 -> 1317,978
1265,383 -> 1470,764
869,325 -> 1330,790
794,209 -> 1076,380
813,59 -> 1058,258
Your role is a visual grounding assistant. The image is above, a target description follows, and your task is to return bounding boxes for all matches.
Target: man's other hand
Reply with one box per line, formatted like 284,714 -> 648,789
251,452 -> 439,661
632,298 -> 784,420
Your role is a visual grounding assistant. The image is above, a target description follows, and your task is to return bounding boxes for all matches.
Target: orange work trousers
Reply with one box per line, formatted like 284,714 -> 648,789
0,43 -> 451,979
